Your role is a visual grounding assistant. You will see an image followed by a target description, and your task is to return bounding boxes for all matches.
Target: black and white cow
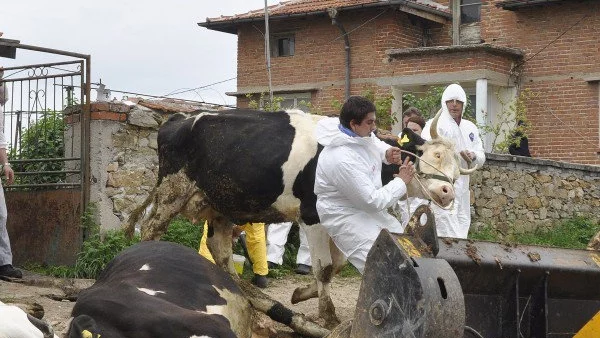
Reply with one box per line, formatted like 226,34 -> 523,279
124,108 -> 474,331
68,241 -> 252,338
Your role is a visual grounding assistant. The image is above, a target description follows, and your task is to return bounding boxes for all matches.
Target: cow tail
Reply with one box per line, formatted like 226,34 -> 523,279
122,185 -> 157,239
237,279 -> 330,337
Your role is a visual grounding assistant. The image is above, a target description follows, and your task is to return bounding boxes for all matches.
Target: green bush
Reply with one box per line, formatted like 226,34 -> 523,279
74,230 -> 140,278
10,110 -> 66,187
160,216 -> 202,250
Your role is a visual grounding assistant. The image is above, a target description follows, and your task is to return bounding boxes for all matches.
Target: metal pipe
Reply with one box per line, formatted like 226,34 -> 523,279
329,9 -> 351,100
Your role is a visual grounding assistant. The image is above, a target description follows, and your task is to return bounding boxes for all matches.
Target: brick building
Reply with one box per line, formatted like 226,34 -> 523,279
199,0 -> 600,165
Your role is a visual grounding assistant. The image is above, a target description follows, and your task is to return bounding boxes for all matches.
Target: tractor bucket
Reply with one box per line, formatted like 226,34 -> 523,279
346,205 -> 600,338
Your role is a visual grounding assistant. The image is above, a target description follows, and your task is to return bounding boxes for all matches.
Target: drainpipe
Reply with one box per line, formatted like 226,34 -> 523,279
328,8 -> 351,100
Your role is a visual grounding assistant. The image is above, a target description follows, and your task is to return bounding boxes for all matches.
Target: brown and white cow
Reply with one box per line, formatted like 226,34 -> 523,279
124,108 -> 474,332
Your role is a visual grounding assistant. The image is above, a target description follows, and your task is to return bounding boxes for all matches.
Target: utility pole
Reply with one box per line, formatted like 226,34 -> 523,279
264,0 -> 273,104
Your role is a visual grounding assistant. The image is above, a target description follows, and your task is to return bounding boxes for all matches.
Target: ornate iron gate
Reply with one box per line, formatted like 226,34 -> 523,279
1,40 -> 91,265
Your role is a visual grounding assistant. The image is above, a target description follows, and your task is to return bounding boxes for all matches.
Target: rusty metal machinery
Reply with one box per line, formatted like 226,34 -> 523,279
349,205 -> 600,338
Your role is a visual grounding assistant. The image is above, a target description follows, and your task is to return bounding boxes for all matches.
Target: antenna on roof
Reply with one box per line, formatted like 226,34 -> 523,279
264,0 -> 273,103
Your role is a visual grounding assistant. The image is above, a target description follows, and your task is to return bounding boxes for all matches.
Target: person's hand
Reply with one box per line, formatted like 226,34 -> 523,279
394,157 -> 415,184
3,165 -> 14,185
459,150 -> 476,163
385,147 -> 402,165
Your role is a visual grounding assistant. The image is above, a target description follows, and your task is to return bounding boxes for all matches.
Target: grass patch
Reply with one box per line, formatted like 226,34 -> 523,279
470,216 -> 599,249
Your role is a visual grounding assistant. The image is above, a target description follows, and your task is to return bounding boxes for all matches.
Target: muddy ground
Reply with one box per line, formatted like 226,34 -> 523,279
0,270 -> 361,337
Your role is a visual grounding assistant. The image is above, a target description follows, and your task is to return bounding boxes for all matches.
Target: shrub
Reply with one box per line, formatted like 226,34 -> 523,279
10,110 -> 66,187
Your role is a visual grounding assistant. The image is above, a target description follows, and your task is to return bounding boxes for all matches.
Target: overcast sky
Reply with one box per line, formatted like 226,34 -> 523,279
1,1 -> 278,106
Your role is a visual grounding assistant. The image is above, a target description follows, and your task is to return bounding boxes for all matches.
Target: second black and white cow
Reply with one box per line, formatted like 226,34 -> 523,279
124,108 -> 474,332
68,241 -> 252,338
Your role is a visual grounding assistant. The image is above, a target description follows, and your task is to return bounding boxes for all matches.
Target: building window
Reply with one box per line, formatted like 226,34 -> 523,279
460,0 -> 481,24
262,92 -> 312,112
271,34 -> 295,57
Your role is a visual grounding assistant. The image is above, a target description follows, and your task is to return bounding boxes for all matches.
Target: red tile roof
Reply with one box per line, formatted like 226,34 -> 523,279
202,0 -> 449,25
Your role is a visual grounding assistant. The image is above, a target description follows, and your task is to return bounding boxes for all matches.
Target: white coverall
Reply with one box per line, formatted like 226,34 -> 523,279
0,79 -> 12,266
266,222 -> 311,266
421,84 -> 486,238
314,117 -> 407,273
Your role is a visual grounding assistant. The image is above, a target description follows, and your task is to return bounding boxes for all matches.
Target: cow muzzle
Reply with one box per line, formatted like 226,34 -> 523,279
430,182 -> 455,208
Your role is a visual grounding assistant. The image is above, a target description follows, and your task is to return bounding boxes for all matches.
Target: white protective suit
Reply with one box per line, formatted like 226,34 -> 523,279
314,117 -> 407,273
266,222 -> 311,266
421,84 -> 485,238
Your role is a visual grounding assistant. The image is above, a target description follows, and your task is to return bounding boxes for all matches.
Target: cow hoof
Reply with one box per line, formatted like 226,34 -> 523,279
251,274 -> 268,289
325,316 -> 342,330
291,288 -> 303,304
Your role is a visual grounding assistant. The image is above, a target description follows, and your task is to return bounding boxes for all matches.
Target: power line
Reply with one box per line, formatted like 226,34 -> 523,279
517,11 -> 590,67
162,8 -> 391,99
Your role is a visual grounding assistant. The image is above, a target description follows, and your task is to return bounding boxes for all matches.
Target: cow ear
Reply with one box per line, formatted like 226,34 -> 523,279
398,128 -> 425,163
397,128 -> 425,149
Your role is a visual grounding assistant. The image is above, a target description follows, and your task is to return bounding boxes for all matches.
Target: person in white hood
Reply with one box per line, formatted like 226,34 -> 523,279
421,84 -> 485,238
314,96 -> 415,273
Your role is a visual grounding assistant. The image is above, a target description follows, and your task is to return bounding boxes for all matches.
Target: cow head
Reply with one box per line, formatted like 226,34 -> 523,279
380,109 -> 478,208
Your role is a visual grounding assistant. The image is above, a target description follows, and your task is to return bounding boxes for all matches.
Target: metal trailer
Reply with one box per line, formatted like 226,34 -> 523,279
329,206 -> 600,338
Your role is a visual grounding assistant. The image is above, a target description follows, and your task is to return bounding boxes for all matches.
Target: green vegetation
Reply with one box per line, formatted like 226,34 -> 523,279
10,110 -> 66,187
246,92 -> 284,112
469,216 -> 599,249
362,89 -> 397,131
477,89 -> 533,153
402,84 -> 474,121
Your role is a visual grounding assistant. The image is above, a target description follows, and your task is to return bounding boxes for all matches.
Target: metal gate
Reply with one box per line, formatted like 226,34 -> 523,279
1,39 -> 90,266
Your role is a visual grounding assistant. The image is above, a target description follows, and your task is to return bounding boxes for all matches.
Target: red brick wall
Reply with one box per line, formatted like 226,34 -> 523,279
480,1 -> 600,164
235,2 -> 600,164
236,9 -> 426,113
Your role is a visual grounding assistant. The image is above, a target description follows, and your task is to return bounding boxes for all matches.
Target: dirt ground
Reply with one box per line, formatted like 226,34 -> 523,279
0,270 -> 361,337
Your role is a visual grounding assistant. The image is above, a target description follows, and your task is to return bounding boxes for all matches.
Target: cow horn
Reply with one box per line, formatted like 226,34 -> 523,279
430,109 -> 442,139
459,164 -> 479,175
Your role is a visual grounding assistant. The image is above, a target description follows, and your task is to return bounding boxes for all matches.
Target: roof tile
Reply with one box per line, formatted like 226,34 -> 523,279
204,0 -> 448,24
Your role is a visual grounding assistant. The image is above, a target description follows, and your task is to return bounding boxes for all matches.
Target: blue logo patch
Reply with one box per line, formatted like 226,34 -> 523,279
469,132 -> 475,142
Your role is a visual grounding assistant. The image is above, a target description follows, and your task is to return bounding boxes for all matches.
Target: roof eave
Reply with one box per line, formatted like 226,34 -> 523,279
496,0 -> 566,10
198,1 -> 451,35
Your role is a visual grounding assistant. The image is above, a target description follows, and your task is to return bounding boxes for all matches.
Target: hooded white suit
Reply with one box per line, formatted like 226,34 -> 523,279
421,84 -> 485,238
314,117 -> 406,273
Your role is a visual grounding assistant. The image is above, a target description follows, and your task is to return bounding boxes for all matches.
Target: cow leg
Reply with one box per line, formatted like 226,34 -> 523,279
206,215 -> 236,275
292,222 -> 341,328
237,279 -> 330,338
139,171 -> 199,241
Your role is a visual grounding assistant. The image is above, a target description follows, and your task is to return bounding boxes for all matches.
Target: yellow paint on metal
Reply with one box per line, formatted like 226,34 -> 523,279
591,253 -> 600,268
397,237 -> 421,257
574,311 -> 600,338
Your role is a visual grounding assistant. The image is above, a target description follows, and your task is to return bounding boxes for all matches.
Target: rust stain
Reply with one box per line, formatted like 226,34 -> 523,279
397,237 -> 421,257
494,257 -> 503,270
591,253 -> 600,268
527,252 -> 541,262
465,243 -> 481,265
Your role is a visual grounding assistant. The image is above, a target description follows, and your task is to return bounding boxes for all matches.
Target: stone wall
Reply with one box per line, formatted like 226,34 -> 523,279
66,100 -> 218,230
470,154 -> 600,233
70,102 -> 600,232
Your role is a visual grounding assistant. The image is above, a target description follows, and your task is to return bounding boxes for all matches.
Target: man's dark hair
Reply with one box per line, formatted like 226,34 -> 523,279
402,106 -> 422,118
406,115 -> 426,129
339,96 -> 376,129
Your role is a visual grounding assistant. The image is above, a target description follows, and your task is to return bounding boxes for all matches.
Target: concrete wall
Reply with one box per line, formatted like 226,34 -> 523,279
71,102 -> 600,233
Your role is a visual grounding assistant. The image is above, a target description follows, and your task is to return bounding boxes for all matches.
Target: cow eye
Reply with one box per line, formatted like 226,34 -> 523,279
435,152 -> 441,158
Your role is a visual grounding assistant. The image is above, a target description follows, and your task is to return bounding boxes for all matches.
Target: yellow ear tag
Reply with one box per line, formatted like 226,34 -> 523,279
398,134 -> 410,146
81,330 -> 100,338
